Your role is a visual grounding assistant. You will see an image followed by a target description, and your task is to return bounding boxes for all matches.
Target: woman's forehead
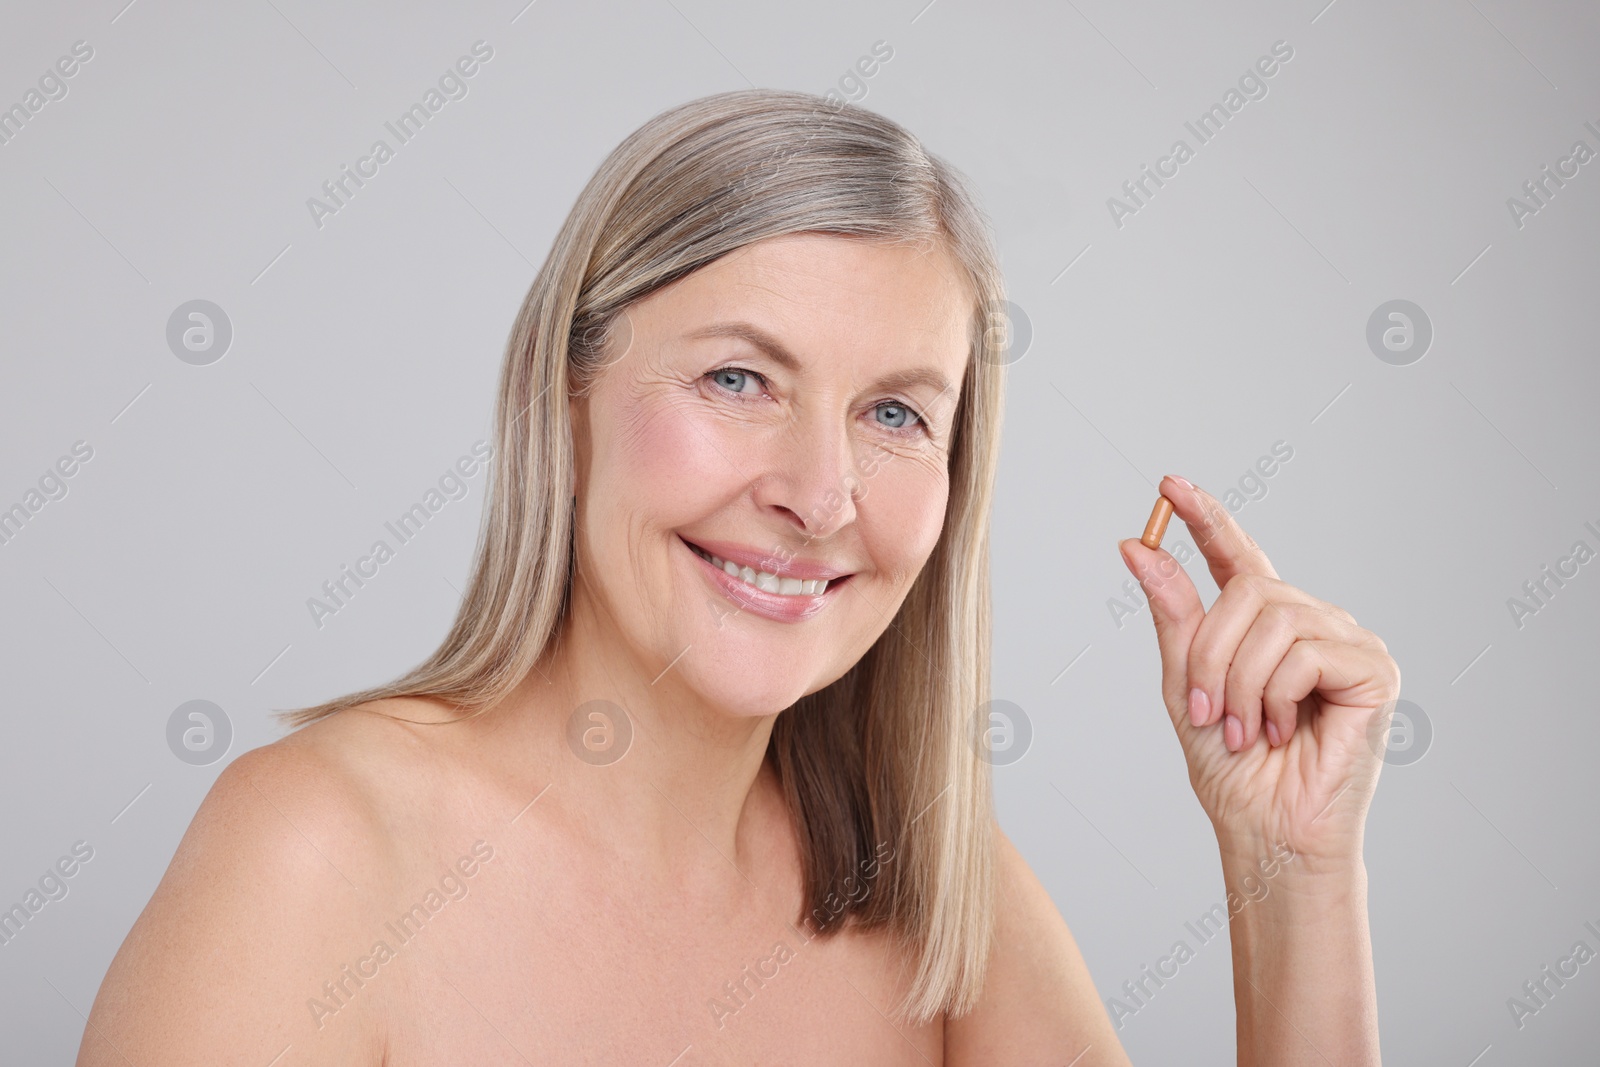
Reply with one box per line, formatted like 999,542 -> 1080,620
640,235 -> 975,370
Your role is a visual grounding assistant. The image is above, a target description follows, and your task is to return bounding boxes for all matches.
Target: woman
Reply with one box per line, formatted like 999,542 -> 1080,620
79,89 -> 1396,1065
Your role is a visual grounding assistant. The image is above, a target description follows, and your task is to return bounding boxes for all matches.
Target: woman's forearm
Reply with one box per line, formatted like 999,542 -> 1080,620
1223,847 -> 1380,1067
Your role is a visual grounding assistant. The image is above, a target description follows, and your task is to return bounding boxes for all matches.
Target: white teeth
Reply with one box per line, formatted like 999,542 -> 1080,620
692,544 -> 831,596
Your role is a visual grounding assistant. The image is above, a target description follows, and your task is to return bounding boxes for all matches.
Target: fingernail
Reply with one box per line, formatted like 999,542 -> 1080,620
1168,475 -> 1194,490
1266,720 -> 1281,747
1223,714 -> 1242,751
1188,687 -> 1209,728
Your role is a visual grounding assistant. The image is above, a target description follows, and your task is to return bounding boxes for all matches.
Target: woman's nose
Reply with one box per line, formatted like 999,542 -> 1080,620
752,413 -> 863,540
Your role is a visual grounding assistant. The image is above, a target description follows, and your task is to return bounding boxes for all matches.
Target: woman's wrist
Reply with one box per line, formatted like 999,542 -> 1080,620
1215,827 -> 1367,894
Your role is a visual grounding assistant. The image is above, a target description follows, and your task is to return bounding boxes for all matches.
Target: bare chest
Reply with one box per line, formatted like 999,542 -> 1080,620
339,828 -> 940,1065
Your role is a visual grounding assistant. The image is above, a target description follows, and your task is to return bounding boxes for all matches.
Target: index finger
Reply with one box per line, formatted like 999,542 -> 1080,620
1159,474 -> 1279,589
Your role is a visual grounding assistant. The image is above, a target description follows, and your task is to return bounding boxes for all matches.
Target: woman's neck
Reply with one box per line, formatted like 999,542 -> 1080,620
519,602 -> 783,876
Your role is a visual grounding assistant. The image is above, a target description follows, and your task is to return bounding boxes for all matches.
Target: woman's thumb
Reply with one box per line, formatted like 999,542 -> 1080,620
1117,539 -> 1205,729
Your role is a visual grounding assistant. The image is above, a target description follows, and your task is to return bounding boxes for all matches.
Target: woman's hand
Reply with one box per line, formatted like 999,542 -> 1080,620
1117,475 -> 1402,872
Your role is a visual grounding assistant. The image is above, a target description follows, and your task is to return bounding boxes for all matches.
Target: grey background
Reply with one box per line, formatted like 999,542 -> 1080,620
1,0 -> 1596,1062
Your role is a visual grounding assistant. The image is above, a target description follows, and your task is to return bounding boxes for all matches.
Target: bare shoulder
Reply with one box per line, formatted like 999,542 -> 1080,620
78,700 -> 447,1067
942,821 -> 1132,1067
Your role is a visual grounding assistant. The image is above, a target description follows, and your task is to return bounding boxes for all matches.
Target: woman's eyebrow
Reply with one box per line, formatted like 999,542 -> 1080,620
685,320 -> 956,397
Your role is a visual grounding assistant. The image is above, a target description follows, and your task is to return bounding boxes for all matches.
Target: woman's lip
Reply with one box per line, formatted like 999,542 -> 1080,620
678,535 -> 853,582
681,536 -> 845,623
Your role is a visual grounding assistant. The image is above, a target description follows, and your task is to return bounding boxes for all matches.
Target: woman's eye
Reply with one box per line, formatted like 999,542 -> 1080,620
874,402 -> 921,432
710,368 -> 762,395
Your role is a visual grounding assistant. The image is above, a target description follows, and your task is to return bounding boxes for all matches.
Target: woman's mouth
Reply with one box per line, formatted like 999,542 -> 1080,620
678,535 -> 854,624
684,541 -> 839,596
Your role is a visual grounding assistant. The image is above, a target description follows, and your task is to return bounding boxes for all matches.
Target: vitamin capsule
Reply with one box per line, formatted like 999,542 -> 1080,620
1140,495 -> 1175,550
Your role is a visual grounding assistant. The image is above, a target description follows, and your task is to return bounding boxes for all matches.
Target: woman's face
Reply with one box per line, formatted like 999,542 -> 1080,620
569,232 -> 974,717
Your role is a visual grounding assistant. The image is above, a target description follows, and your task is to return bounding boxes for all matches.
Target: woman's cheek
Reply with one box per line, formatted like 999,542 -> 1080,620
614,396 -> 737,507
865,454 -> 949,570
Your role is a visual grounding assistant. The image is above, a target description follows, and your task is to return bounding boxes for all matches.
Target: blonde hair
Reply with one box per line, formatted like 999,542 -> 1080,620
280,88 -> 1009,1022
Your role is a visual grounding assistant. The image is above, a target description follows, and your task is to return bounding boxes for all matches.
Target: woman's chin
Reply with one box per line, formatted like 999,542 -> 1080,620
678,664 -> 818,720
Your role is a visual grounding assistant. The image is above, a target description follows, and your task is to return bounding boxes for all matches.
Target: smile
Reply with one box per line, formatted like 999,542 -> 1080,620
685,543 -> 835,596
678,535 -> 853,624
